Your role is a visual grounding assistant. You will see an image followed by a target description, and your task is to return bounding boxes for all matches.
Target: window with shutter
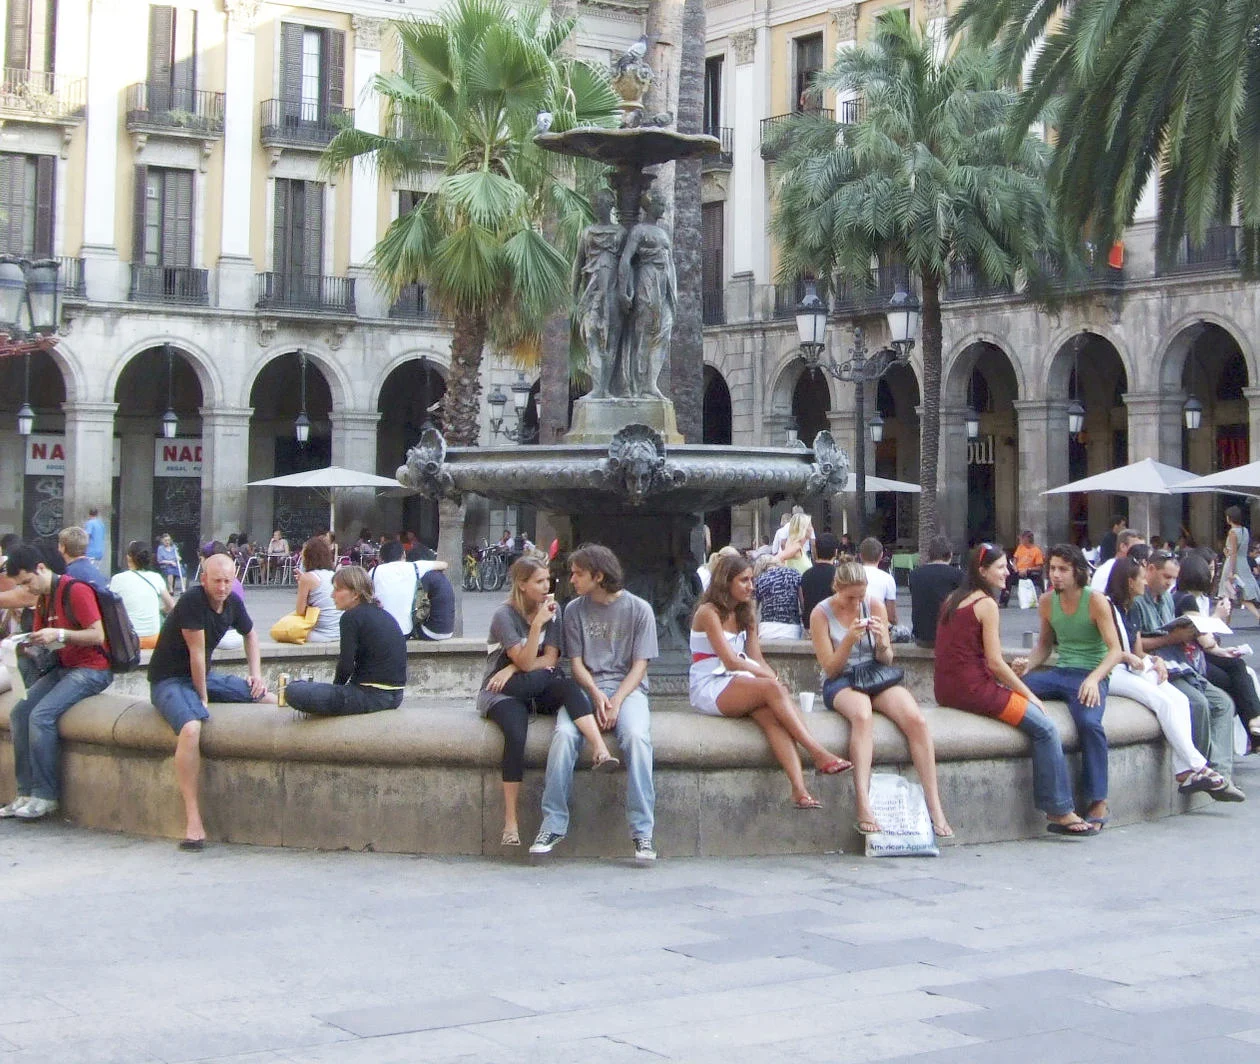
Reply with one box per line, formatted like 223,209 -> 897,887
171,9 -> 197,111
160,170 -> 194,267
147,6 -> 175,112
6,1 -> 31,71
32,155 -> 54,257
274,179 -> 325,301
302,181 -> 324,279
132,164 -> 148,263
0,152 -> 53,256
280,23 -> 304,126
323,30 -> 345,112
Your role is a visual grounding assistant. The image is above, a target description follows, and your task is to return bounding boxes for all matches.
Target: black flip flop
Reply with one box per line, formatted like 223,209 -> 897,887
178,838 -> 205,852
1046,821 -> 1099,837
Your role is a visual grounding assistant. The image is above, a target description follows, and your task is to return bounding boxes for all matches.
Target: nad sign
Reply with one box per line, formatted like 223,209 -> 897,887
155,438 -> 204,478
26,435 -> 121,477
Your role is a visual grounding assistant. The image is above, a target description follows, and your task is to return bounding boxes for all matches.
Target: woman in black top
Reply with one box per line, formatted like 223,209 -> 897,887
285,566 -> 408,716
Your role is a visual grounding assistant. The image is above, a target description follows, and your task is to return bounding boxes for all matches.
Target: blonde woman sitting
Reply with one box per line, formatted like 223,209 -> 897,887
691,554 -> 851,809
809,560 -> 952,838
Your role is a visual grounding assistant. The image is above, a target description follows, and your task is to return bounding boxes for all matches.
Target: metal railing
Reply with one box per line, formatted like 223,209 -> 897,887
256,272 -> 356,314
388,283 -> 445,322
1161,225 -> 1240,275
129,264 -> 210,305
0,67 -> 86,121
759,108 -> 832,160
259,98 -> 353,148
1034,252 -> 1125,294
944,262 -> 1014,302
125,83 -> 224,135
390,114 -> 446,160
702,286 -> 725,325
832,264 -> 911,316
702,126 -> 733,170
772,279 -> 808,319
837,98 -> 864,125
58,256 -> 85,299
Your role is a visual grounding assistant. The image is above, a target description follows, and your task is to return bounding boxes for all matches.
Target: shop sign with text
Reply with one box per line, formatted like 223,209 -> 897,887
154,438 -> 204,478
26,435 -> 121,477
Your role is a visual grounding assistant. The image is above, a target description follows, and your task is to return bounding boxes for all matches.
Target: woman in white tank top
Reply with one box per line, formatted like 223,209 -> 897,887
690,554 -> 850,809
295,537 -> 343,641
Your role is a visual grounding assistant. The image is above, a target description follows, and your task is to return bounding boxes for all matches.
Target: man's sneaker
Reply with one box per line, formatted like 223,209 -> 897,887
529,831 -> 565,855
0,796 -> 31,818
14,798 -> 58,820
633,836 -> 657,861
1209,780 -> 1247,803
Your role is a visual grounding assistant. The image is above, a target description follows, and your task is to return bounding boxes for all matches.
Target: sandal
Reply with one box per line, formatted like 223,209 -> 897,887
591,753 -> 620,772
854,819 -> 882,835
817,758 -> 853,775
793,795 -> 823,810
500,829 -> 520,847
932,823 -> 955,840
1046,819 -> 1100,836
1179,767 -> 1224,794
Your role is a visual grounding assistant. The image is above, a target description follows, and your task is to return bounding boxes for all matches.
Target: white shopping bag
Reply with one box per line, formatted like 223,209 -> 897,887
1017,578 -> 1037,610
863,773 -> 939,857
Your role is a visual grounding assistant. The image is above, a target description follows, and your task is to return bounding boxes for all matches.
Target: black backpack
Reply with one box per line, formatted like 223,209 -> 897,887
52,575 -> 142,673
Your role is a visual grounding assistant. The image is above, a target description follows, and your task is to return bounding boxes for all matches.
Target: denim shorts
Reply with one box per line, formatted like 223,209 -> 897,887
150,673 -> 256,733
822,673 -> 853,710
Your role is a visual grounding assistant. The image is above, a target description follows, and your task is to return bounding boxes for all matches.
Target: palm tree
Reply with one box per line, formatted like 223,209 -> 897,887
951,0 -> 1260,271
771,11 -> 1058,556
322,0 -> 620,444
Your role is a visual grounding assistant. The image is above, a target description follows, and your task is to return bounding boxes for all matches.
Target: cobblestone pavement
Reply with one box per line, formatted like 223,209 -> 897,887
5,752 -> 1260,1063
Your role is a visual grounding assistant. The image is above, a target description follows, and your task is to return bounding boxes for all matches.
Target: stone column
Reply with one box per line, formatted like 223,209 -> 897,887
1124,391 -> 1185,537
331,410 -> 382,539
350,17 -> 388,318
1014,399 -> 1070,547
937,405 -> 970,546
728,28 -> 768,282
81,0 -> 123,301
218,1 -> 261,309
438,497 -> 466,636
1244,387 -> 1260,463
62,402 -> 119,572
827,405 -> 859,537
200,407 -> 253,541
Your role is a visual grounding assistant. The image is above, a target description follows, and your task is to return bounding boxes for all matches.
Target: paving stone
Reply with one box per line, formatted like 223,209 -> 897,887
925,998 -> 1126,1040
1093,1036 -> 1260,1063
1077,1003 -> 1259,1046
880,1027 -> 1131,1063
316,995 -> 535,1038
877,878 -> 970,900
922,969 -> 1126,1007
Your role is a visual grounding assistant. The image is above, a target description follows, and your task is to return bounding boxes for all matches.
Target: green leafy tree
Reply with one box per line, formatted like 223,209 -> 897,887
323,0 -> 620,444
952,0 -> 1260,271
771,11 -> 1058,556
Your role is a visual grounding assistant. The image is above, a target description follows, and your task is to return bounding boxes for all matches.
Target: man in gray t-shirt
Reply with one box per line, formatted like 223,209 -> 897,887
531,543 -> 658,860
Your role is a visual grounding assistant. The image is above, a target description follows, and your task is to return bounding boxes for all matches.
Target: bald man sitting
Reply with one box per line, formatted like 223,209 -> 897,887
147,554 -> 276,850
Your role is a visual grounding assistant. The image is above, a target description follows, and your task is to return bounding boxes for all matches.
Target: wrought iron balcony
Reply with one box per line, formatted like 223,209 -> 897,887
1161,225 -> 1240,276
944,262 -> 1015,302
0,67 -> 85,123
389,114 -> 447,160
702,126 -> 733,171
125,83 -> 224,137
389,283 -> 445,322
1034,252 -> 1125,295
832,264 -> 912,317
759,108 -> 832,160
256,272 -> 356,314
130,264 -> 210,305
259,99 -> 353,150
772,279 -> 808,319
58,256 -> 85,301
837,98 -> 864,125
702,287 -> 725,325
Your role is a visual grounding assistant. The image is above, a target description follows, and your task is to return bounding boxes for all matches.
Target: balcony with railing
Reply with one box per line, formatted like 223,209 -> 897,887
702,286 -> 725,325
389,114 -> 447,161
1034,252 -> 1125,295
389,283 -> 444,322
58,256 -> 85,301
259,99 -> 353,152
702,126 -> 733,171
0,67 -> 86,124
256,272 -> 356,315
759,108 -> 832,160
125,83 -> 224,138
1160,225 -> 1240,276
832,264 -> 911,317
129,264 -> 210,305
944,262 -> 1015,303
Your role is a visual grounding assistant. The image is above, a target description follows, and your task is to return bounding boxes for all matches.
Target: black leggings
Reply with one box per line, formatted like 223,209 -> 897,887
287,681 -> 403,716
1205,655 -> 1260,724
486,669 -> 593,783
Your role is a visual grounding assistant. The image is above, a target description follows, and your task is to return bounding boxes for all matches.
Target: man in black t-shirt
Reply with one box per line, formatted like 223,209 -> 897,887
148,555 -> 275,850
799,532 -> 839,624
416,568 -> 455,640
908,535 -> 963,648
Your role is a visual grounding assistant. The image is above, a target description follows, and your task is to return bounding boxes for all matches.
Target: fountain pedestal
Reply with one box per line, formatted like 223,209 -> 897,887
566,396 -> 683,444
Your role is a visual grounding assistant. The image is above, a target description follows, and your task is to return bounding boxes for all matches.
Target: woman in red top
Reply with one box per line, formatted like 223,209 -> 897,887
934,544 -> 1097,836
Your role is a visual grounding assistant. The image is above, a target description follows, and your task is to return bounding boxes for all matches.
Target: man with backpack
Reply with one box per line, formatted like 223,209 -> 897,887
1,544 -> 114,821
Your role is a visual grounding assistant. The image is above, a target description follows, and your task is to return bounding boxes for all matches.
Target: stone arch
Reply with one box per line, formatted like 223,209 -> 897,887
1044,326 -> 1133,397
1156,313 -> 1257,391
31,338 -> 86,404
943,333 -> 1025,403
104,336 -> 223,409
766,348 -> 834,417
702,364 -> 733,445
371,347 -> 451,407
243,344 -> 351,411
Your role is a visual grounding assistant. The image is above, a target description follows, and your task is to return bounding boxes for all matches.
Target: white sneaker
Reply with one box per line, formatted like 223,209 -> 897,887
0,796 -> 31,818
14,797 -> 58,820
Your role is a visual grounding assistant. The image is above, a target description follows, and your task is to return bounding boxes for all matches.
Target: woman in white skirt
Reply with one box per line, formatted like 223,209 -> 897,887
1104,556 -> 1232,796
690,554 -> 850,808
1222,506 -> 1260,624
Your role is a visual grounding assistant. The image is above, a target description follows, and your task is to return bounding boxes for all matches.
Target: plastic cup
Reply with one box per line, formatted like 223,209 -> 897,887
799,691 -> 816,713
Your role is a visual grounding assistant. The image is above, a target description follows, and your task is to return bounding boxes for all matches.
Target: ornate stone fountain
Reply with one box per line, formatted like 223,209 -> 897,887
398,45 -> 851,675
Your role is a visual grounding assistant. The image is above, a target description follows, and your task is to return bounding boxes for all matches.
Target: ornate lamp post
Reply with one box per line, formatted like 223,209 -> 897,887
294,349 -> 311,444
0,257 -> 61,437
487,372 -> 537,443
795,279 -> 920,535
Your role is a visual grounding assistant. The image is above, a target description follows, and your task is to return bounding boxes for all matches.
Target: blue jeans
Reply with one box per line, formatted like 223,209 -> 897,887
10,666 -> 114,800
1012,701 -> 1074,816
540,686 -> 654,840
1024,668 -> 1110,804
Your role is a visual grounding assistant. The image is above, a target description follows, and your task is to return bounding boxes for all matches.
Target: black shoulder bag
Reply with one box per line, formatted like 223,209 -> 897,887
844,602 -> 904,696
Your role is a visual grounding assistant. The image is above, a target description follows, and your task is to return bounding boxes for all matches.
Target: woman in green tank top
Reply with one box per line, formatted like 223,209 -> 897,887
1013,545 -> 1123,828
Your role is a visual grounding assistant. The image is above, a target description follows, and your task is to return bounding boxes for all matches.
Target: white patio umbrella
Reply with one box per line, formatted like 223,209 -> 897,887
249,466 -> 401,535
1168,460 -> 1260,494
841,473 -> 921,493
1042,458 -> 1197,538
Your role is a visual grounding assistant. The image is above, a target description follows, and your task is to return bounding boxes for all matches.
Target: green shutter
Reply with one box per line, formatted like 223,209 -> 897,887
32,154 -> 54,257
280,23 -> 303,117
147,5 -> 174,110
302,181 -> 323,277
132,164 -> 148,263
323,29 -> 345,112
162,169 -> 193,267
6,1 -> 31,71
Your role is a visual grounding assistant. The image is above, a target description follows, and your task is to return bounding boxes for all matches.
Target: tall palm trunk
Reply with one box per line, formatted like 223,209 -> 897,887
917,273 -> 942,557
668,0 -> 705,440
444,311 -> 489,445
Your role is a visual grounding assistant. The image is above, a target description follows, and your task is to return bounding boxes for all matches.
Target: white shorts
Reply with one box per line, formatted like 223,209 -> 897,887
690,668 -> 757,716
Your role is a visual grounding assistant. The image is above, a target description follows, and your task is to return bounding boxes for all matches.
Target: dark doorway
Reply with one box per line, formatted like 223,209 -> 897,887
702,366 -> 733,548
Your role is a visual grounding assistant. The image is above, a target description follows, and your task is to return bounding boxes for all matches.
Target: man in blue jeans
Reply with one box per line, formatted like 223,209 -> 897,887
148,554 -> 275,850
1013,544 -> 1123,828
531,543 -> 658,860
1,544 -> 114,821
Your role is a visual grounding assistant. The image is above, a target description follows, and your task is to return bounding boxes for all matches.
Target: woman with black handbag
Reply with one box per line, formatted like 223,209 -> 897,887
477,556 -> 618,848
809,561 -> 952,839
